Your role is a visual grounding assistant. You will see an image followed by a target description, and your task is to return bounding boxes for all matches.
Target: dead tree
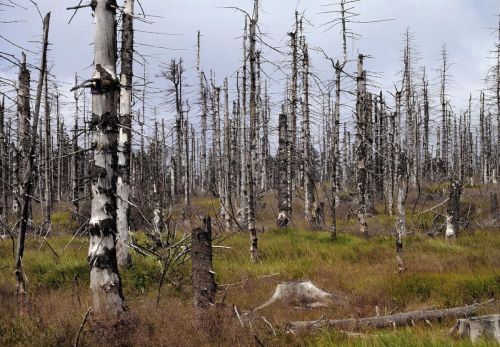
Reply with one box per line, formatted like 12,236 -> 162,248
0,96 -> 6,233
191,216 -> 217,326
116,0 -> 134,267
356,54 -> 368,237
43,72 -> 52,224
277,109 -> 289,227
301,39 -> 315,224
490,192 -> 499,221
197,31 -> 208,194
15,13 -> 50,296
395,151 -> 407,272
446,180 -> 462,240
87,0 -> 125,316
248,0 -> 259,262
72,74 -> 79,218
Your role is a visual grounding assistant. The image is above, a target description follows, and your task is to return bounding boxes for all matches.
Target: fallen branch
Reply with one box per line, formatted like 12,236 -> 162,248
73,306 -> 91,347
287,299 -> 495,333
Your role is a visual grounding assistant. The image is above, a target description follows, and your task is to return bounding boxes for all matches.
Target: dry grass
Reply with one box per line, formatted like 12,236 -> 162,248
0,183 -> 499,346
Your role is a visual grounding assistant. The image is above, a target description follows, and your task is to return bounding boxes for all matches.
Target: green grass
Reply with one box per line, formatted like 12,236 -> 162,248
0,211 -> 499,346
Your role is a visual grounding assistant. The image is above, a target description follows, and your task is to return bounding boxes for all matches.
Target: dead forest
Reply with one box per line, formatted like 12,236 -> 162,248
0,0 -> 499,346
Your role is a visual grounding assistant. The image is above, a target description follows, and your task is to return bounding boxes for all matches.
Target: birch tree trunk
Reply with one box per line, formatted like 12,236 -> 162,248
116,0 -> 134,267
87,0 -> 125,316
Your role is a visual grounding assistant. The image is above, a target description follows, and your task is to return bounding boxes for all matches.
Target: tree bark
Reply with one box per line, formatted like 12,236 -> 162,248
446,180 -> 462,240
87,0 -> 125,316
192,216 -> 217,325
116,0 -> 134,267
15,13 -> 50,295
288,300 -> 494,332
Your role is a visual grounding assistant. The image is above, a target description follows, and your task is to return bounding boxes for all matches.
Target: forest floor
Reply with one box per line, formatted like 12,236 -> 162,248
0,182 -> 499,346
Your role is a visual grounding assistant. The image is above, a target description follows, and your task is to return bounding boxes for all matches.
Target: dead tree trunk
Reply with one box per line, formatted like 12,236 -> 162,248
192,216 -> 217,326
356,54 -> 368,237
248,0 -> 259,262
288,300 -> 494,333
0,96 -> 6,234
395,151 -> 407,272
72,74 -> 79,218
15,13 -> 50,296
87,0 -> 125,316
446,180 -> 462,240
277,109 -> 289,227
490,192 -> 499,221
116,0 -> 134,267
43,72 -> 52,224
301,40 -> 315,224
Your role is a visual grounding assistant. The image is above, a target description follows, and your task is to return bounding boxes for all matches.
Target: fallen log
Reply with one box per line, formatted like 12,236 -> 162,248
287,299 -> 495,333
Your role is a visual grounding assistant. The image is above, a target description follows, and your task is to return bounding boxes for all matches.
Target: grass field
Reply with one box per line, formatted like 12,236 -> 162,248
0,185 -> 499,346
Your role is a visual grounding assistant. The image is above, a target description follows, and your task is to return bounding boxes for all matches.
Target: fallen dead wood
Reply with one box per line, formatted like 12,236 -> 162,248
254,281 -> 342,311
287,299 -> 495,333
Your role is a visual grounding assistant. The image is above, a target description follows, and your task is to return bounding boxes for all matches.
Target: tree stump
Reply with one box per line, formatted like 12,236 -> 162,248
191,216 -> 217,328
451,314 -> 500,343
490,192 -> 499,221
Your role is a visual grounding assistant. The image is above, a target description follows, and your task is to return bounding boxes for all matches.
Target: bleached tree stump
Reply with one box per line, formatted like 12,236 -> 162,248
254,281 -> 340,311
451,314 -> 500,343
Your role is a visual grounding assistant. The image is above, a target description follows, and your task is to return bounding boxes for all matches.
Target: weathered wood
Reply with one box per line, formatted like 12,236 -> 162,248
277,109 -> 289,228
192,216 -> 217,324
451,314 -> 500,343
87,0 -> 125,316
15,13 -> 50,296
288,300 -> 495,333
490,192 -> 499,221
446,180 -> 462,239
116,0 -> 134,267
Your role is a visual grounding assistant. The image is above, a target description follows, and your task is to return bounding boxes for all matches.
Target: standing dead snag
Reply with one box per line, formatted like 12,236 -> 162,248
446,180 -> 462,240
192,216 -> 217,326
248,0 -> 259,262
116,0 -> 134,267
356,54 -> 368,237
15,13 -> 50,296
277,109 -> 289,227
395,151 -> 407,272
87,0 -> 125,316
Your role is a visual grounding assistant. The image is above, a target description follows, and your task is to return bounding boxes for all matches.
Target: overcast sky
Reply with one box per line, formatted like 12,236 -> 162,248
0,0 -> 498,149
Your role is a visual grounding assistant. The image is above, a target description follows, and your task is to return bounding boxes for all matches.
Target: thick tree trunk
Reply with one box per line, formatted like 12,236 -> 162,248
87,0 -> 125,316
191,216 -> 217,326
